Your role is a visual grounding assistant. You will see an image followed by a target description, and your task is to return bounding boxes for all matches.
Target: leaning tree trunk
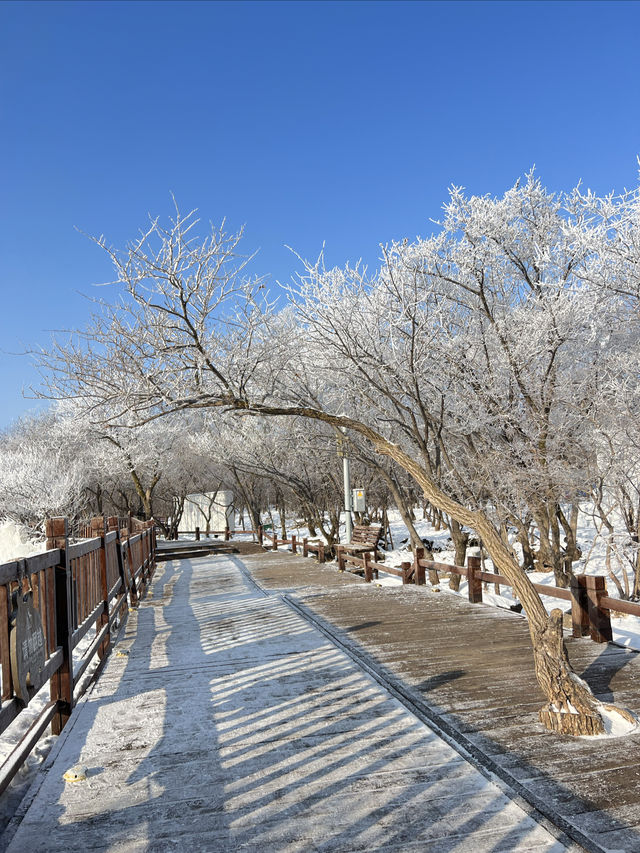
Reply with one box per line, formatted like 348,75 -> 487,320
449,502 -> 608,734
244,405 -> 634,735
369,434 -> 617,735
375,464 -> 423,548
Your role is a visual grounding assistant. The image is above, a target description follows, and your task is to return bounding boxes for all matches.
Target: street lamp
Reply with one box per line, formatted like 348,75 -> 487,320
336,426 -> 353,543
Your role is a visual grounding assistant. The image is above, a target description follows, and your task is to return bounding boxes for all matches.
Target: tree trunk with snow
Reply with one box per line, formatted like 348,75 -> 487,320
248,411 -> 623,736
448,519 -> 468,592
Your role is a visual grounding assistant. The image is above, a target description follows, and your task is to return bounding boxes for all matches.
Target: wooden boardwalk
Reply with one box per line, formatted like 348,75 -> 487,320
3,548 -> 574,853
239,550 -> 640,852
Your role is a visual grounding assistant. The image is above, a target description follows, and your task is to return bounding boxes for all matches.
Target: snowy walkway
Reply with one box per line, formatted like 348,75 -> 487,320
3,552 -> 572,852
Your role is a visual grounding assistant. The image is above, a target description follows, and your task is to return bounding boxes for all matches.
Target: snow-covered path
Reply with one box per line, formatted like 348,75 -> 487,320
4,554 -> 571,852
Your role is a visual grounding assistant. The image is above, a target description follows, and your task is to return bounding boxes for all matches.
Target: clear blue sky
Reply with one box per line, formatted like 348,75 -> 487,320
1,0 -> 639,428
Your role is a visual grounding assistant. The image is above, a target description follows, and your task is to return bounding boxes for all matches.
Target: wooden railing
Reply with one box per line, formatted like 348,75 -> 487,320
260,527 -> 328,562
0,515 -> 156,795
288,538 -> 637,649
192,521 -> 631,650
172,526 -> 261,542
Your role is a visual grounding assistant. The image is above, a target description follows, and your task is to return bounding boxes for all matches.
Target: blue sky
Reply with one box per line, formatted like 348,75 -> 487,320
1,0 -> 639,428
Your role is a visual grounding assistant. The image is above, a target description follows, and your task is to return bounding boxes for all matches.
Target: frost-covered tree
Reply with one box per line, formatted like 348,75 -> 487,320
566,178 -> 640,597
32,178 -> 640,734
0,410 -> 90,526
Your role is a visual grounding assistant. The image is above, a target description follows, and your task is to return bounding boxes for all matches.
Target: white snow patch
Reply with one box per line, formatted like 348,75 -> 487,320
582,704 -> 640,739
0,520 -> 45,564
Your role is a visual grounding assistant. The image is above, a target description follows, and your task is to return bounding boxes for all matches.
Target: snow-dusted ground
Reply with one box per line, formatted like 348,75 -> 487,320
2,504 -> 640,841
4,553 -> 571,853
0,517 -> 119,842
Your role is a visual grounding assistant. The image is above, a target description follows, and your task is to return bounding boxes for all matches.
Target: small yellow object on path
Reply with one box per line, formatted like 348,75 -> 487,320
63,765 -> 87,783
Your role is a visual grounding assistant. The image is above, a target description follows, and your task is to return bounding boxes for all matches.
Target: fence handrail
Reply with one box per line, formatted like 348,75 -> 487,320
0,516 -> 157,797
285,535 -> 633,650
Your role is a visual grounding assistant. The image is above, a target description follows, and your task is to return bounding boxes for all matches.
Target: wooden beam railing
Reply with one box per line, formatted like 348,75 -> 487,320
174,527 -> 265,542
287,533 -> 637,650
0,515 -> 156,796
260,527 -> 329,562
416,554 -> 627,646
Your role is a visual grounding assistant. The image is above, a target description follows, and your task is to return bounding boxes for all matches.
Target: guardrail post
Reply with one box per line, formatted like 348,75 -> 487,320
111,518 -> 137,609
401,561 -> 412,584
585,576 -> 613,643
150,520 -> 157,574
467,555 -> 482,603
570,574 -> 590,637
272,533 -> 278,551
337,546 -> 346,572
413,547 -> 426,586
90,517 -> 111,662
195,527 -> 200,541
364,552 -> 373,583
291,534 -> 297,554
145,520 -> 156,580
46,518 -> 73,735
318,543 -> 325,563
224,527 -> 230,541
141,524 -> 149,587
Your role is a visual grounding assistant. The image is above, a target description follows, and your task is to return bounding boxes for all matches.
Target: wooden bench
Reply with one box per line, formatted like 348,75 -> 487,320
336,524 -> 384,573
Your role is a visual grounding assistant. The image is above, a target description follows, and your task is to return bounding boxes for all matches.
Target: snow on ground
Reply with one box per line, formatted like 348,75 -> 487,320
0,520 -> 45,563
3,504 -> 640,838
0,621 -> 109,841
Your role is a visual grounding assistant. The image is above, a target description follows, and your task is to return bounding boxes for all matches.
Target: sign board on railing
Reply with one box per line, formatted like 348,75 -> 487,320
10,590 -> 46,705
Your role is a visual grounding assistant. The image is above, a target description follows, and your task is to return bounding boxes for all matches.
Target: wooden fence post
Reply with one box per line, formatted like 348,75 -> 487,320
570,574 -> 590,637
143,525 -> 150,585
318,543 -> 325,563
337,546 -> 346,572
303,538 -> 308,557
401,561 -> 412,585
141,525 -> 150,586
291,534 -> 297,554
585,575 -> 613,643
258,524 -> 264,546
413,547 -> 426,586
195,526 -> 200,541
272,532 -> 278,551
90,517 -> 111,662
467,555 -> 482,603
116,523 -> 136,608
46,518 -> 73,736
224,527 -> 230,541
364,552 -> 373,583
150,520 -> 157,575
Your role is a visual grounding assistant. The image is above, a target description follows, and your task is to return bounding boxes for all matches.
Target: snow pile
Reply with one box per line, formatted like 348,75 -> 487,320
0,520 -> 45,564
585,704 -> 640,739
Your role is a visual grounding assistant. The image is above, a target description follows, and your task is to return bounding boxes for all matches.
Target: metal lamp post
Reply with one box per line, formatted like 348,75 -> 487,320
336,427 -> 353,543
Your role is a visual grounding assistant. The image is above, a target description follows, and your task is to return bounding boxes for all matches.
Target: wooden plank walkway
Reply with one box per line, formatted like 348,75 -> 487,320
239,551 -> 640,852
3,549 -> 572,853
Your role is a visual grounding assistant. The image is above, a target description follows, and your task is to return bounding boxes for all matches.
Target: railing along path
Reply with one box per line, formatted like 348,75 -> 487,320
259,526 -> 637,651
0,515 -> 156,795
